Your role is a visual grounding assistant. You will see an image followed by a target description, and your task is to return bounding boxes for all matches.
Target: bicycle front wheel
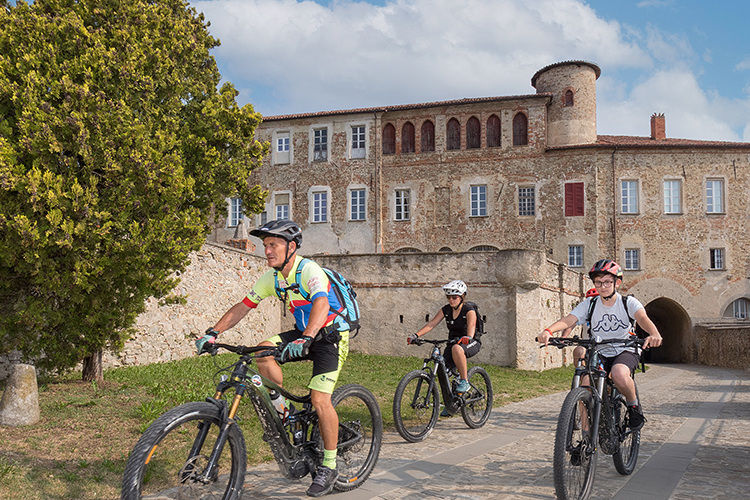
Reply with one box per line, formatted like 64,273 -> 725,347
553,387 -> 597,500
331,383 -> 383,492
612,392 -> 640,475
461,366 -> 493,429
392,369 -> 440,443
121,401 -> 246,500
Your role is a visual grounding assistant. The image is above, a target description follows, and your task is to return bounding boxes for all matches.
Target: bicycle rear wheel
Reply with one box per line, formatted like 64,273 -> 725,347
460,366 -> 493,429
121,401 -> 246,500
612,392 -> 640,475
392,369 -> 440,442
330,383 -> 383,492
553,387 -> 597,500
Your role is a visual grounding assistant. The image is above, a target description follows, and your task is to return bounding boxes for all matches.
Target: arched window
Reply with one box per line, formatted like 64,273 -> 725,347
469,245 -> 499,252
466,116 -> 481,149
486,114 -> 501,147
394,247 -> 422,253
723,298 -> 750,319
382,123 -> 396,154
402,122 -> 415,153
421,120 -> 435,152
446,118 -> 461,150
438,247 -> 453,252
564,89 -> 574,107
512,112 -> 528,146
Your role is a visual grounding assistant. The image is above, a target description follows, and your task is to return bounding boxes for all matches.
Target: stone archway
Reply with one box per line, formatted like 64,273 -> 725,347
637,297 -> 692,363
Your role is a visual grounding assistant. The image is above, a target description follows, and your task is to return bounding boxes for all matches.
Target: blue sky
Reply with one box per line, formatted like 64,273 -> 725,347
192,0 -> 750,142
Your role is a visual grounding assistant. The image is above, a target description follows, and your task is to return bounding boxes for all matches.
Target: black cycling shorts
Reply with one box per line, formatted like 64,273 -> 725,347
444,338 -> 481,370
600,350 -> 640,376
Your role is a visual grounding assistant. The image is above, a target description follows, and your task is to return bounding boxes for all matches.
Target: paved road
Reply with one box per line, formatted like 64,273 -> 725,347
238,363 -> 750,499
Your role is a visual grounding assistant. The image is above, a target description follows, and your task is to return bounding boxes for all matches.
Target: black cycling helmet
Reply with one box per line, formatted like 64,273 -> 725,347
250,220 -> 302,248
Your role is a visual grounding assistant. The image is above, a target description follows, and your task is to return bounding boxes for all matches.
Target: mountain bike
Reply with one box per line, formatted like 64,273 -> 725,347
392,338 -> 493,443
121,342 -> 382,499
546,336 -> 645,500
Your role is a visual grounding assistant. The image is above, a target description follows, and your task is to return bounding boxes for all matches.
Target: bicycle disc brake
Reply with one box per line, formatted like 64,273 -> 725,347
176,455 -> 222,500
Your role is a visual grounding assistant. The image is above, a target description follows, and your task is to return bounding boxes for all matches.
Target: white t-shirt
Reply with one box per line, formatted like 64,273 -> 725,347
570,293 -> 643,357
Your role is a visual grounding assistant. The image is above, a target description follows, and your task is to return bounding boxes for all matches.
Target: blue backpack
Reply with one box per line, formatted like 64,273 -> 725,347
274,258 -> 361,338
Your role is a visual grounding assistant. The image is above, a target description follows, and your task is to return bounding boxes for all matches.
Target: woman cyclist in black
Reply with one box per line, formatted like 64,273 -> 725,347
408,280 -> 481,396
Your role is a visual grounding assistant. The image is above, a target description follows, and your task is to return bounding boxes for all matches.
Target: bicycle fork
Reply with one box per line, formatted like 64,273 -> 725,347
187,372 -> 248,484
583,370 -> 607,458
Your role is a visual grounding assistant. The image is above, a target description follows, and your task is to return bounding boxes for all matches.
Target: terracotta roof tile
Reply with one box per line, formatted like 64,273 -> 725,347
261,94 -> 550,121
547,135 -> 750,150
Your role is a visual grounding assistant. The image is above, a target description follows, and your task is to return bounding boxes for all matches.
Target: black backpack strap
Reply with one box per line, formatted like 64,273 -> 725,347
586,296 -> 598,326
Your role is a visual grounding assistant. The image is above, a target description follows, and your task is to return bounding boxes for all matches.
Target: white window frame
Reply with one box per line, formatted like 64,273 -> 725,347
228,197 -> 243,227
470,185 -> 487,217
312,127 -> 328,162
709,248 -> 725,270
275,131 -> 291,164
350,125 -> 366,159
568,245 -> 583,268
733,298 -> 749,319
349,187 -> 367,221
663,179 -> 682,214
518,186 -> 535,216
706,178 -> 725,214
621,180 -> 639,214
624,248 -> 640,270
273,191 -> 291,221
395,189 -> 411,221
310,189 -> 329,223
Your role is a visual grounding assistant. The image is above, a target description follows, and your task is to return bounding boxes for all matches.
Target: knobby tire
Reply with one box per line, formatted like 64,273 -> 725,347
328,383 -> 383,492
392,369 -> 440,443
121,401 -> 246,500
612,391 -> 640,475
460,366 -> 493,429
553,387 -> 597,500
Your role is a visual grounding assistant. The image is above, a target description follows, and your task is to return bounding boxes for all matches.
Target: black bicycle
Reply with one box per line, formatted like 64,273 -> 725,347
392,338 -> 493,443
121,342 -> 382,499
546,336 -> 645,500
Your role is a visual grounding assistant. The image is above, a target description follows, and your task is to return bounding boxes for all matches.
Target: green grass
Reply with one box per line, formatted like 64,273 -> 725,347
0,351 -> 573,500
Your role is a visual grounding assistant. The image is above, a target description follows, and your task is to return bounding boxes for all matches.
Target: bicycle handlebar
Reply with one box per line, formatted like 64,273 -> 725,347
543,336 -> 645,350
409,338 -> 451,346
202,342 -> 280,358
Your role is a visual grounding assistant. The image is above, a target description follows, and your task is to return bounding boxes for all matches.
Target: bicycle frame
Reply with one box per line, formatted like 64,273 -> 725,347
418,340 -> 462,414
558,337 -> 642,455
194,344 -> 319,481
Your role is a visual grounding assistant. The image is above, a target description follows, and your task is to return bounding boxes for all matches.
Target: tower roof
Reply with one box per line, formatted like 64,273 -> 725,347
531,60 -> 601,88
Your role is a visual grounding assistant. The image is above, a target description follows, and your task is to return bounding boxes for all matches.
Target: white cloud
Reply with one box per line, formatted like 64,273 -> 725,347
193,0 -> 646,113
598,69 -> 750,141
191,0 -> 749,142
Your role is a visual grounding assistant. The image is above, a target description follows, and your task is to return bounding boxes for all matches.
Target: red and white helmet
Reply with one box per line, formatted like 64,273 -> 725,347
442,280 -> 467,296
588,259 -> 623,281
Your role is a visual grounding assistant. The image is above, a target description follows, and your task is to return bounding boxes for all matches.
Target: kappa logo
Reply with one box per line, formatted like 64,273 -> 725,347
592,313 -> 629,333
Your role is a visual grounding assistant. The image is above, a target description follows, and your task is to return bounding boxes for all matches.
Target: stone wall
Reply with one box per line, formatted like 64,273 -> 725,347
314,249 -> 584,371
694,323 -> 750,370
103,243 -> 280,369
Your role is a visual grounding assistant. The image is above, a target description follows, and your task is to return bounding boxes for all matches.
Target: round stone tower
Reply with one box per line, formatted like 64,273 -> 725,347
531,61 -> 600,147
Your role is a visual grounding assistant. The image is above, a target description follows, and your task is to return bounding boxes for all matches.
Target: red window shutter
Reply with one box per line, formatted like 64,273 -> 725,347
565,182 -> 584,216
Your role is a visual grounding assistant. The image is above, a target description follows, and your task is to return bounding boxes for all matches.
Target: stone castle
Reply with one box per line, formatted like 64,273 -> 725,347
209,60 -> 750,366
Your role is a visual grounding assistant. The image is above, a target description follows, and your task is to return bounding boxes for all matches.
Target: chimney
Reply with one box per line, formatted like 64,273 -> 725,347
650,113 -> 666,140
225,219 -> 255,252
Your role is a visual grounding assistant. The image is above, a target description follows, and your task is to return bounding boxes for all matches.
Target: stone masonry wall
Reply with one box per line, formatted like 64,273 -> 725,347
695,324 -> 750,370
103,243 -> 280,369
314,249 -> 583,371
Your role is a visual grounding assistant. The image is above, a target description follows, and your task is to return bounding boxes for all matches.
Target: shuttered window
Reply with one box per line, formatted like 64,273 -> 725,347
565,182 -> 584,216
